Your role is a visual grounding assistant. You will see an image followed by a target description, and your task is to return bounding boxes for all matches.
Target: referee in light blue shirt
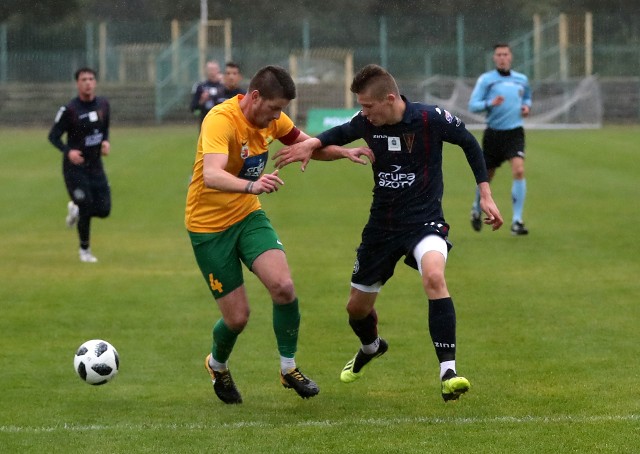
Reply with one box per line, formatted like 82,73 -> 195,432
468,43 -> 532,235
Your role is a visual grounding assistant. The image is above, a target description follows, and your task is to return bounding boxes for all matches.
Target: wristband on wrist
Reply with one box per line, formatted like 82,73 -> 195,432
245,181 -> 254,194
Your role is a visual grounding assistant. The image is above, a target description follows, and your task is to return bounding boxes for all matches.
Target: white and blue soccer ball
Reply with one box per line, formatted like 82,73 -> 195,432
74,339 -> 119,385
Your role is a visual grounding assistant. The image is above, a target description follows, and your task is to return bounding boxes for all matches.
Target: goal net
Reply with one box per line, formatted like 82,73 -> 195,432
421,75 -> 602,129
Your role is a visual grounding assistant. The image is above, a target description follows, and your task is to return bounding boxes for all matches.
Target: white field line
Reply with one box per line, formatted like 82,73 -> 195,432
1,414 -> 638,433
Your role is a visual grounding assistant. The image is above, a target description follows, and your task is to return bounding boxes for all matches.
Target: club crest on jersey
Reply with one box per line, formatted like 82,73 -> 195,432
402,133 -> 415,153
240,141 -> 249,159
388,136 -> 401,151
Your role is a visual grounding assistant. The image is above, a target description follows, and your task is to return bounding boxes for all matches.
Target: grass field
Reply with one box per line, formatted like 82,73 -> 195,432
1,125 -> 639,453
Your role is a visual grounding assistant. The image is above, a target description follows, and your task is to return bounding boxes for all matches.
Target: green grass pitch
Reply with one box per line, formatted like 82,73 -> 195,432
0,125 -> 638,453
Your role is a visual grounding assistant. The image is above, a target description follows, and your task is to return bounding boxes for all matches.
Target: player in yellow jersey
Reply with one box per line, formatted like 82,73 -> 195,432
186,65 -> 373,404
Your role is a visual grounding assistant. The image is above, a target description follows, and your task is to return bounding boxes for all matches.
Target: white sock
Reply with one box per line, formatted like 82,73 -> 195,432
440,360 -> 456,380
280,356 -> 296,374
209,356 -> 228,372
361,337 -> 380,355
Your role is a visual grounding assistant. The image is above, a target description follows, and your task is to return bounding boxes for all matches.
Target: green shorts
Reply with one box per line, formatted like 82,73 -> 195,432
188,210 -> 284,299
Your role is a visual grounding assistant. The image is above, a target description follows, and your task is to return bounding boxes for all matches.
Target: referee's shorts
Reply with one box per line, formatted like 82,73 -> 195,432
482,126 -> 525,169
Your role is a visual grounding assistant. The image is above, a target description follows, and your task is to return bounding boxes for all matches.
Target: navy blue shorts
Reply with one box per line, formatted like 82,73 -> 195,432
351,222 -> 452,287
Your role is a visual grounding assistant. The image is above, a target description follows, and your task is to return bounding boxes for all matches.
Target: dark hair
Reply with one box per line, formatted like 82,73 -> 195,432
248,65 -> 296,100
493,42 -> 511,50
350,64 -> 399,99
225,61 -> 241,72
75,67 -> 97,80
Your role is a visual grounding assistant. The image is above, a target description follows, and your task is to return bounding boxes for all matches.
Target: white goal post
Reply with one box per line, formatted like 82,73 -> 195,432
198,19 -> 232,78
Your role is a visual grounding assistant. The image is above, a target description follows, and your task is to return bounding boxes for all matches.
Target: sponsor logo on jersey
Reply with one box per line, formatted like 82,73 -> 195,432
377,164 -> 416,189
239,152 -> 267,180
84,131 -> 104,147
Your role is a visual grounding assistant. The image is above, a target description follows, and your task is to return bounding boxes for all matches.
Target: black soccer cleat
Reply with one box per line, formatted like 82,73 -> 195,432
205,354 -> 243,404
280,367 -> 320,399
510,221 -> 529,236
340,338 -> 389,383
470,210 -> 482,232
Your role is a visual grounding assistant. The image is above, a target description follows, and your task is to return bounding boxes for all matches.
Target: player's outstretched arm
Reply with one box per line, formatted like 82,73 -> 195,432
273,138 -> 322,171
330,146 -> 374,166
274,139 -> 373,172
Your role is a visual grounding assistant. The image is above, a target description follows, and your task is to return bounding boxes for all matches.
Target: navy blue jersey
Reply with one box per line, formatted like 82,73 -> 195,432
190,79 -> 226,122
316,97 -> 488,231
48,96 -> 110,173
217,87 -> 245,105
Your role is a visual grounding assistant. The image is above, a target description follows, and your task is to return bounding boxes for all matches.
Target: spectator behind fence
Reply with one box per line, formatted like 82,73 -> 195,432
219,62 -> 245,102
190,60 -> 225,127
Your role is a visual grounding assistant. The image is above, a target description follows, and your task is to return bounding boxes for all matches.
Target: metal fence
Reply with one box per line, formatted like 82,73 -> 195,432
2,12 -> 639,83
0,12 -> 639,124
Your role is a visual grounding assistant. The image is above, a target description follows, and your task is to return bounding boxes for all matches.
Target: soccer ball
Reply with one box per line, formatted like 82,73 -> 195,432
74,339 -> 119,385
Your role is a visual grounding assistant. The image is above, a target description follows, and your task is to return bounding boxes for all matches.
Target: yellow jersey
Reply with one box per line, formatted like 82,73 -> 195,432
185,95 -> 296,232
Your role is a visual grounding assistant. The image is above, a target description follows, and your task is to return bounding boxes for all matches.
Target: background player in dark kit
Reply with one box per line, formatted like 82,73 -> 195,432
48,67 -> 111,263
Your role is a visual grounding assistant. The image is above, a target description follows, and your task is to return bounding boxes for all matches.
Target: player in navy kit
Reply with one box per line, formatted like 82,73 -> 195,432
274,64 -> 503,402
468,43 -> 532,235
190,60 -> 225,127
48,67 -> 111,263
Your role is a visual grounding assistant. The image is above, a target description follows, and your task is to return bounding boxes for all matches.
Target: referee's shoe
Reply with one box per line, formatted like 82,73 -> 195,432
470,209 -> 482,232
510,220 -> 529,235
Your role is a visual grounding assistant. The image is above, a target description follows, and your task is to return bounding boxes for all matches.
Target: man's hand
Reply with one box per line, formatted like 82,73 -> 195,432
273,138 -> 321,171
67,149 -> 84,165
249,170 -> 284,194
101,140 -> 110,156
478,182 -> 503,231
199,90 -> 210,104
491,95 -> 505,107
343,146 -> 375,166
